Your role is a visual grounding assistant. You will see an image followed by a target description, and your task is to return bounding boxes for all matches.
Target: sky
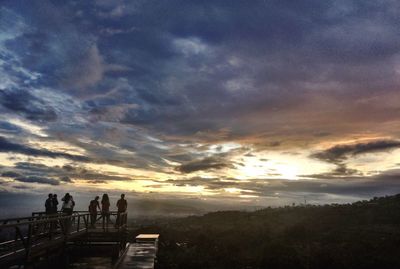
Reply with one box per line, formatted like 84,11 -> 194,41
1,0 -> 400,212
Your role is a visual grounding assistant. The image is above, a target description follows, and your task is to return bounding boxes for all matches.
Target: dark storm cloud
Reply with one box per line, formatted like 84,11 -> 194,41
77,172 -> 130,182
0,121 -> 22,134
1,164 -> 60,185
291,171 -> 400,198
0,136 -> 90,162
329,164 -> 360,177
98,0 -> 400,141
0,89 -> 57,122
166,140 -> 247,172
60,176 -> 72,183
163,177 -> 240,190
311,140 -> 400,164
15,162 -> 58,172
11,162 -> 132,183
165,168 -> 400,198
2,171 -> 22,178
62,164 -> 75,172
176,157 -> 232,173
0,2 -> 103,92
15,176 -> 59,185
16,176 -> 59,185
13,185 -> 31,190
4,0 -> 400,141
302,164 -> 360,178
87,180 -> 107,184
308,140 -> 400,178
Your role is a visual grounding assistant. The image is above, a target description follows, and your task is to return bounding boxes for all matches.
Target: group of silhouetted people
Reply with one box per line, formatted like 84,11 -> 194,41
89,194 -> 127,228
45,193 -> 76,215
45,193 -> 127,229
44,193 -> 75,232
45,193 -> 59,214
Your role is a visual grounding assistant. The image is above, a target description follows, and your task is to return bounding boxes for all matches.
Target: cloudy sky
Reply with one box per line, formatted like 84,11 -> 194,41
1,0 -> 400,209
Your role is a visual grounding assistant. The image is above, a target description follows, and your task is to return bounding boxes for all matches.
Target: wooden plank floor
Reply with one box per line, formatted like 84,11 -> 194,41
116,235 -> 159,269
116,243 -> 157,269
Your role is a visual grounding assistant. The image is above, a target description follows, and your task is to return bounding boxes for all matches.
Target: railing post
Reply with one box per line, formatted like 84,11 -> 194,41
83,213 -> 88,232
25,223 -> 33,262
49,217 -> 54,240
77,214 -> 81,232
64,215 -> 70,246
101,213 -> 104,231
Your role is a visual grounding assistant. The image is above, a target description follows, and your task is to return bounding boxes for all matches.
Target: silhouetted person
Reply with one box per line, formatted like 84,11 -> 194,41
45,193 -> 53,215
116,194 -> 127,227
101,193 -> 111,229
61,193 -> 74,232
51,194 -> 59,214
61,193 -> 74,215
89,196 -> 100,228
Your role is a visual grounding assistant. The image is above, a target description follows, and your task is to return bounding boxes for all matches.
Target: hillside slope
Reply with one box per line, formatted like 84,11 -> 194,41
137,194 -> 400,269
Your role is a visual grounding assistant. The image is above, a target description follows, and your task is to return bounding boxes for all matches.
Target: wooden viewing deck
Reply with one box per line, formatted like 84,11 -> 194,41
0,211 -> 157,268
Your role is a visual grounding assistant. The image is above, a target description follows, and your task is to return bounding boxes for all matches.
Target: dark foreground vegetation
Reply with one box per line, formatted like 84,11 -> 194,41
136,194 -> 400,269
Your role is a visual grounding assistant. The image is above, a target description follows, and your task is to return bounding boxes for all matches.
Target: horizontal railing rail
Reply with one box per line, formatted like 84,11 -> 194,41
0,213 -> 69,228
0,211 -> 128,267
0,213 -> 89,266
31,211 -> 128,230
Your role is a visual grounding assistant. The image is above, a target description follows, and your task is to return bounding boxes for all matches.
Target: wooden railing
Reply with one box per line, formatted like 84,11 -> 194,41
72,211 -> 128,231
0,212 -> 89,265
0,211 -> 128,267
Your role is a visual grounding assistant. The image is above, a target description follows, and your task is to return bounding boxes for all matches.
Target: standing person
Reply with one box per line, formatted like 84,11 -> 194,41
45,194 -> 53,215
51,194 -> 59,214
116,194 -> 127,227
70,195 -> 76,210
101,194 -> 111,229
61,193 -> 74,215
89,196 -> 100,228
61,193 -> 74,232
